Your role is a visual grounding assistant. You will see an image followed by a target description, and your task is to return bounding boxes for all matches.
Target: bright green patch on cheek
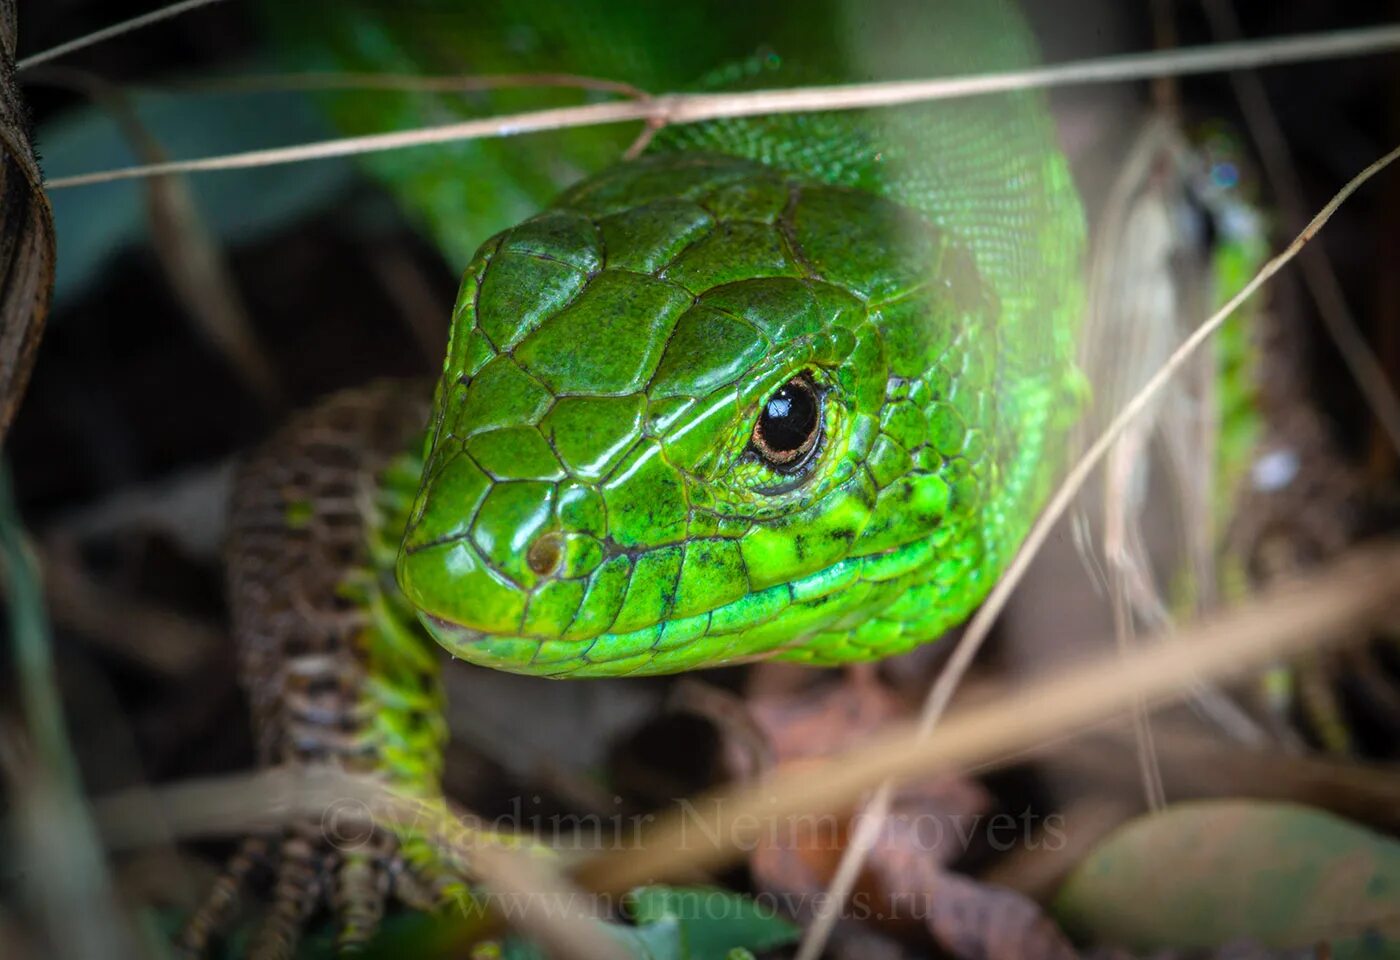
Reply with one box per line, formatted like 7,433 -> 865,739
400,540 -> 526,633
866,435 -> 913,489
521,578 -> 585,638
556,482 -> 607,539
656,394 -> 738,470
564,554 -> 632,640
610,545 -> 684,635
671,538 -> 749,620
738,488 -> 868,590
928,400 -> 968,457
853,473 -> 950,555
845,411 -> 880,461
842,326 -> 888,412
470,481 -> 555,587
601,442 -> 688,548
879,398 -> 928,450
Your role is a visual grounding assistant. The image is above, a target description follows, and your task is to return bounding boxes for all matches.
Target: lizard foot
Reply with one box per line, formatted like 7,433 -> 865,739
175,815 -> 467,959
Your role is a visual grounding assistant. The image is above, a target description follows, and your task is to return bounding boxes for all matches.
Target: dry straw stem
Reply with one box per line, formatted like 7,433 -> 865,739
576,540 -> 1400,895
794,138 -> 1400,960
470,842 -> 631,960
167,71 -> 646,99
94,767 -> 486,854
15,0 -> 232,71
1054,725 -> 1400,833
43,24 -> 1400,189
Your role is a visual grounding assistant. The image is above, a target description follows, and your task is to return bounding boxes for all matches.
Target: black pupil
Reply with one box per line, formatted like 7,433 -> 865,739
759,381 -> 817,454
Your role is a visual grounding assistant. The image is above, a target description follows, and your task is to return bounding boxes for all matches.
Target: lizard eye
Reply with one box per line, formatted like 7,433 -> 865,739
750,373 -> 822,474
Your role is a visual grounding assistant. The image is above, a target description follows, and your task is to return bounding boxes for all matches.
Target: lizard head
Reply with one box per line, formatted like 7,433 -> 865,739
397,152 -> 998,677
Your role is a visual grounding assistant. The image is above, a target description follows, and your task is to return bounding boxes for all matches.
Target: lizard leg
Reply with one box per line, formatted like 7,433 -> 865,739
189,382 -> 458,954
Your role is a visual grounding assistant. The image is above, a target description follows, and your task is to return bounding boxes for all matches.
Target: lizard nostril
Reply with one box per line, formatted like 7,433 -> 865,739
526,533 -> 564,577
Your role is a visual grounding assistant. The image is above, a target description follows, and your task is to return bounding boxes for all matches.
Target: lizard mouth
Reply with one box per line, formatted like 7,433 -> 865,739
421,612 -> 486,644
417,612 -> 547,673
412,532 -> 946,678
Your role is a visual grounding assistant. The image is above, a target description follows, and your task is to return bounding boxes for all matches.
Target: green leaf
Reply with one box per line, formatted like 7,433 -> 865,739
624,886 -> 799,960
489,886 -> 798,960
1054,800 -> 1400,959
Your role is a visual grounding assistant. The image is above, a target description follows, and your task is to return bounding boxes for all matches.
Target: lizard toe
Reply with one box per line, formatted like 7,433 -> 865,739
248,835 -> 321,960
176,837 -> 268,959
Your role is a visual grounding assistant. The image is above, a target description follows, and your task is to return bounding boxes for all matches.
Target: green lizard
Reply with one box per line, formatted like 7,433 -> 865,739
180,0 -> 1086,955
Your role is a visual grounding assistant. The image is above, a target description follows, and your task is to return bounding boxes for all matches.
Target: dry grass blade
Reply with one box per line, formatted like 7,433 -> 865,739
43,26 -> 1400,189
576,540 -> 1400,897
0,0 -> 56,444
15,0 -> 230,71
91,767 -> 382,850
169,70 -> 647,100
470,844 -> 630,960
796,136 -> 1400,959
1,465 -> 134,958
0,735 -> 138,960
1055,725 -> 1400,833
